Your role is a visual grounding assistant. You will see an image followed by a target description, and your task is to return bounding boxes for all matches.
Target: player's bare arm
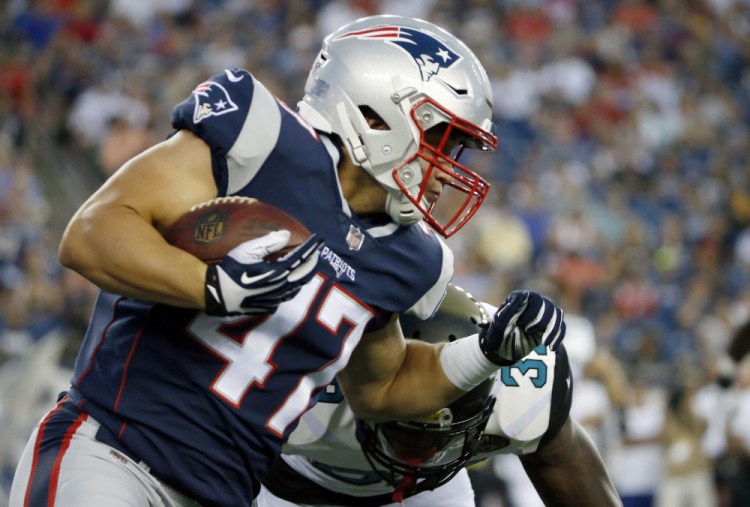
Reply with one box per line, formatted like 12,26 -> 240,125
339,289 -> 567,420
336,315 -> 464,421
520,417 -> 623,507
59,130 -> 217,308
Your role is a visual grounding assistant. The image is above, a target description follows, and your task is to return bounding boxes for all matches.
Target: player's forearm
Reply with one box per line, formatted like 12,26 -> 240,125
379,339 -> 466,418
520,418 -> 622,507
60,203 -> 207,308
339,337 -> 465,421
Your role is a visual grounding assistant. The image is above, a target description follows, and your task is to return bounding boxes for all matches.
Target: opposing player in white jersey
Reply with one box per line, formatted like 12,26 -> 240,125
10,15 -> 566,507
258,285 -> 621,507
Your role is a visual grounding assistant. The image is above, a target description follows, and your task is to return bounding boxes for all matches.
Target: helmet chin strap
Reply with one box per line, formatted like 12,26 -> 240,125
385,189 -> 422,225
335,102 -> 369,164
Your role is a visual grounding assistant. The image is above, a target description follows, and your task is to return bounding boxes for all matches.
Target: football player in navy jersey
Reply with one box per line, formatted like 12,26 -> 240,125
10,16 -> 566,507
258,285 -> 621,507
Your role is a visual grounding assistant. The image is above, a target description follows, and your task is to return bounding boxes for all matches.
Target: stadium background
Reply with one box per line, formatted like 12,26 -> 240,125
1,0 -> 749,505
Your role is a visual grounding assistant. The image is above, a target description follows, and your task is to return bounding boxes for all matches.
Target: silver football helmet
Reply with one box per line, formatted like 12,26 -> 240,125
298,15 -> 498,237
357,285 -> 496,497
399,283 -> 490,343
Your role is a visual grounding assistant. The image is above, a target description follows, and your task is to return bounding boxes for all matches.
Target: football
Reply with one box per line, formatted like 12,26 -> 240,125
163,197 -> 311,264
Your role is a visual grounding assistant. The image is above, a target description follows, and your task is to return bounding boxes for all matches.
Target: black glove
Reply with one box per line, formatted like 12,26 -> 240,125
479,290 -> 566,366
204,230 -> 324,316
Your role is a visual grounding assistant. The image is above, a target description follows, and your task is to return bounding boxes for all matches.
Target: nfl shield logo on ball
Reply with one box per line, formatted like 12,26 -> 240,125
195,212 -> 227,244
346,225 -> 365,251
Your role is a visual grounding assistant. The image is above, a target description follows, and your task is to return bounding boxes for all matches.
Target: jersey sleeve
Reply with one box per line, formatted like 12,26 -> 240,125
170,68 -> 283,195
475,342 -> 573,459
536,344 -> 573,449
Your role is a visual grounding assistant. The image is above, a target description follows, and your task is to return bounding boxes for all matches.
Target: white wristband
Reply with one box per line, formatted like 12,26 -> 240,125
439,333 -> 499,391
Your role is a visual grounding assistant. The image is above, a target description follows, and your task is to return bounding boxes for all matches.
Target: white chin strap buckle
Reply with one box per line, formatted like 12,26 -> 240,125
386,191 -> 422,225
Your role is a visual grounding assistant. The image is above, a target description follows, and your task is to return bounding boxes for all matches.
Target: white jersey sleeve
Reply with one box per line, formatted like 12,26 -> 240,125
469,303 -> 573,460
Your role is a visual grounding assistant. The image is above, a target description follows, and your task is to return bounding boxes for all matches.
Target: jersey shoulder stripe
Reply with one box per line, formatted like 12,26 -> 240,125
170,68 -> 284,194
225,74 -> 281,193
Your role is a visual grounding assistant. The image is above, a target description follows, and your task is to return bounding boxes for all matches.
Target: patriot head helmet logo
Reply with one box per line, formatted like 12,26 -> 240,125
336,25 -> 461,82
192,80 -> 239,123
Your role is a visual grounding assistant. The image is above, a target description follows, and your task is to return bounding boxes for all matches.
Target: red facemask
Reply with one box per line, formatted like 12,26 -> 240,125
390,97 -> 498,238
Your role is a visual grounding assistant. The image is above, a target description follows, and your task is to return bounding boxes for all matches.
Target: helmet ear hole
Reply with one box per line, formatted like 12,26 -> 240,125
359,106 -> 390,131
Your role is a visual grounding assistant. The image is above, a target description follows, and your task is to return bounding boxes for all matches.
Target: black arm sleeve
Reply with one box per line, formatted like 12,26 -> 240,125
537,344 -> 573,449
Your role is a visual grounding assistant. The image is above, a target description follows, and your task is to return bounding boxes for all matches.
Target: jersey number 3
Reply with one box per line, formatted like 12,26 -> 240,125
188,275 -> 373,436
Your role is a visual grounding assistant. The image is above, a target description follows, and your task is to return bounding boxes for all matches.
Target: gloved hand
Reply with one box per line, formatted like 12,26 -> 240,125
204,230 -> 324,316
479,290 -> 566,366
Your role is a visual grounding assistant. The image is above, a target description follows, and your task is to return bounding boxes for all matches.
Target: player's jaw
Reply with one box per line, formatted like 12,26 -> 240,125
420,161 -> 452,204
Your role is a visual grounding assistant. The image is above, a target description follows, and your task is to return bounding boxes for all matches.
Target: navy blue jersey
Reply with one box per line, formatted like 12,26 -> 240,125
67,68 -> 453,506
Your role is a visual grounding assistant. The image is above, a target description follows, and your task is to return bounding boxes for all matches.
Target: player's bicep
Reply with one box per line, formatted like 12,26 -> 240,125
521,416 -> 575,467
520,417 -> 622,506
59,130 -> 218,304
90,130 -> 217,230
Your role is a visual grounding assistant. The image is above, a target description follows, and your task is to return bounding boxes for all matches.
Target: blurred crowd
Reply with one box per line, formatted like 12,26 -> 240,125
0,0 -> 749,505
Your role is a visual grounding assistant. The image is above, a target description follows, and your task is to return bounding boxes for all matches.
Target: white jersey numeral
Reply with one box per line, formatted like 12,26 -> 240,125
188,275 -> 373,435
267,283 -> 374,435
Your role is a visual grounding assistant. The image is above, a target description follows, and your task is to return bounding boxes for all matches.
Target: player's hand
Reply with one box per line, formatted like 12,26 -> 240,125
204,230 -> 324,316
479,290 -> 566,366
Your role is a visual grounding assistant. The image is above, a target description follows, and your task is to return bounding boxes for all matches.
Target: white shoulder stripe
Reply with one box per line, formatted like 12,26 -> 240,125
406,236 -> 454,319
226,76 -> 281,194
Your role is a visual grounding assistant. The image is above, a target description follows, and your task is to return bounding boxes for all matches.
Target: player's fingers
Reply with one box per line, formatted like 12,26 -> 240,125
544,317 -> 566,350
493,291 -> 529,330
228,230 -> 291,261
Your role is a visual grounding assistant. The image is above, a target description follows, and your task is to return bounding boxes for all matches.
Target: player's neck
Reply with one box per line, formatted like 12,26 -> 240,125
338,154 -> 388,217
